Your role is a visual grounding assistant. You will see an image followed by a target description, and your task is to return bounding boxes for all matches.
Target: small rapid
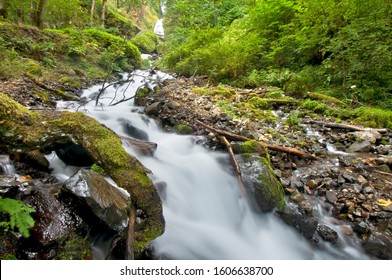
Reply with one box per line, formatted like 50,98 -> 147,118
51,71 -> 369,259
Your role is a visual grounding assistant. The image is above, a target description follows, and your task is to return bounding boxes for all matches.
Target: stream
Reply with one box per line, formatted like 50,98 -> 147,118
50,70 -> 369,260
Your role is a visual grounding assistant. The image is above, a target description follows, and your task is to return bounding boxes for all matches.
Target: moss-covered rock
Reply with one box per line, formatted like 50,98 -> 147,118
0,92 -> 164,257
131,30 -> 159,54
237,153 -> 285,212
173,124 -> 193,135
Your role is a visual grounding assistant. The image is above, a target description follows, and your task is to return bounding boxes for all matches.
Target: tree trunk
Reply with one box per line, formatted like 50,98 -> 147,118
90,0 -> 96,22
101,0 -> 107,25
31,0 -> 46,28
0,92 -> 164,257
0,0 -> 8,19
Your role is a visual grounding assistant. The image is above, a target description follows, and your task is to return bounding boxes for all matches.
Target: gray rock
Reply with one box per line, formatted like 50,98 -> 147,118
62,169 -> 130,233
145,102 -> 161,116
277,205 -> 319,240
351,131 -> 381,144
326,190 -> 338,204
166,100 -> 181,110
317,224 -> 339,244
363,232 -> 392,259
347,140 -> 372,153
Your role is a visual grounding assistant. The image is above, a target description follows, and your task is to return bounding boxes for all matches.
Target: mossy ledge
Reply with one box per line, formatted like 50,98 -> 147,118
0,92 -> 164,256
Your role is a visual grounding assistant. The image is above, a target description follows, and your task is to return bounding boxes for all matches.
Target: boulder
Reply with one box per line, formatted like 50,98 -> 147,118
363,232 -> 392,259
62,169 -> 130,233
237,154 -> 285,212
347,140 -> 372,153
120,119 -> 149,141
277,205 -> 319,240
23,187 -> 84,247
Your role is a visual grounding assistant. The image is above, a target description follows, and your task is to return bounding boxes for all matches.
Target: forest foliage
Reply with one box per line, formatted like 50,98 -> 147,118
161,0 -> 392,109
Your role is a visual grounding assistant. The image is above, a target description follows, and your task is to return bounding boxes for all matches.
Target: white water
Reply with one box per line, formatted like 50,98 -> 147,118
51,72 -> 369,260
153,19 -> 165,37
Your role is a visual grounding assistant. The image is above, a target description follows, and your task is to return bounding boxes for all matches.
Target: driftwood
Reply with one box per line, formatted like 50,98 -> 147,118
217,136 -> 247,195
307,120 -> 388,134
196,120 -> 317,160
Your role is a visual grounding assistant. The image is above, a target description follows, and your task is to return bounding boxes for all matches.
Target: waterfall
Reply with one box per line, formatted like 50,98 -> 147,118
51,71 -> 369,259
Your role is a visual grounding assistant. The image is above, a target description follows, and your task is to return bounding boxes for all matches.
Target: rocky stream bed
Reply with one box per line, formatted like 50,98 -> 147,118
0,75 -> 391,259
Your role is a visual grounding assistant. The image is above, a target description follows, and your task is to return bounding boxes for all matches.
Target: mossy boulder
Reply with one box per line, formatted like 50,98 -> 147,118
237,153 -> 285,212
131,30 -> 159,54
173,124 -> 193,135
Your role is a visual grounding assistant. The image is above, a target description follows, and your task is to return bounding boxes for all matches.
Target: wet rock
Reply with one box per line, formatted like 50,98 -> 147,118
173,124 -> 193,135
11,150 -> 50,171
375,145 -> 391,155
237,154 -> 285,212
55,143 -> 94,167
347,140 -> 372,153
145,101 -> 161,116
123,137 -> 157,156
363,232 -> 392,259
62,169 -> 130,233
353,221 -> 368,234
23,187 -> 84,247
326,190 -> 338,204
277,205 -> 318,240
121,119 -> 149,141
317,225 -> 339,244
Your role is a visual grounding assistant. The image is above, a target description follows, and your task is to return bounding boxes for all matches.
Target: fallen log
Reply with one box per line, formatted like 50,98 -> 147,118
307,120 -> 388,134
196,120 -> 317,160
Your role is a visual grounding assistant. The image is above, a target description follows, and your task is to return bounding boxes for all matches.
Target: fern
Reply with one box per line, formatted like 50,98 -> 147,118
0,197 -> 35,238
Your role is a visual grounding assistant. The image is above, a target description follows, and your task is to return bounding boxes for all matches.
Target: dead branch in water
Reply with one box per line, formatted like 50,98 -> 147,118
195,120 -> 317,160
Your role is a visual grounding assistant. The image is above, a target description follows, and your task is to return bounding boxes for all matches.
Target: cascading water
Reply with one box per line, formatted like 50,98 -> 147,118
51,70 -> 369,260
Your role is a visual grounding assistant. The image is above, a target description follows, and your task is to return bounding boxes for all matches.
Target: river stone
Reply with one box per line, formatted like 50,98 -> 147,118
62,169 -> 130,233
23,187 -> 84,247
326,190 -> 338,204
121,119 -> 149,141
277,205 -> 319,240
363,232 -> 392,259
145,101 -> 161,116
351,131 -> 381,144
347,140 -> 372,153
237,154 -> 285,212
317,224 -> 339,244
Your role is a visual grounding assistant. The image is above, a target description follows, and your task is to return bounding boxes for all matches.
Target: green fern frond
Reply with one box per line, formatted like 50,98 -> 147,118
0,197 -> 35,238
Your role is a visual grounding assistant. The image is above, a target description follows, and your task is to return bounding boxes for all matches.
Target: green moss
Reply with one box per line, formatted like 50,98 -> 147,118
258,156 -> 285,210
59,76 -> 81,88
105,8 -> 140,39
1,253 -> 17,260
307,92 -> 344,106
240,140 -> 267,154
283,110 -> 301,127
352,106 -> 392,129
56,234 -> 91,260
191,87 -> 209,95
173,124 -> 193,135
91,163 -> 105,174
131,30 -> 159,54
301,99 -> 328,113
